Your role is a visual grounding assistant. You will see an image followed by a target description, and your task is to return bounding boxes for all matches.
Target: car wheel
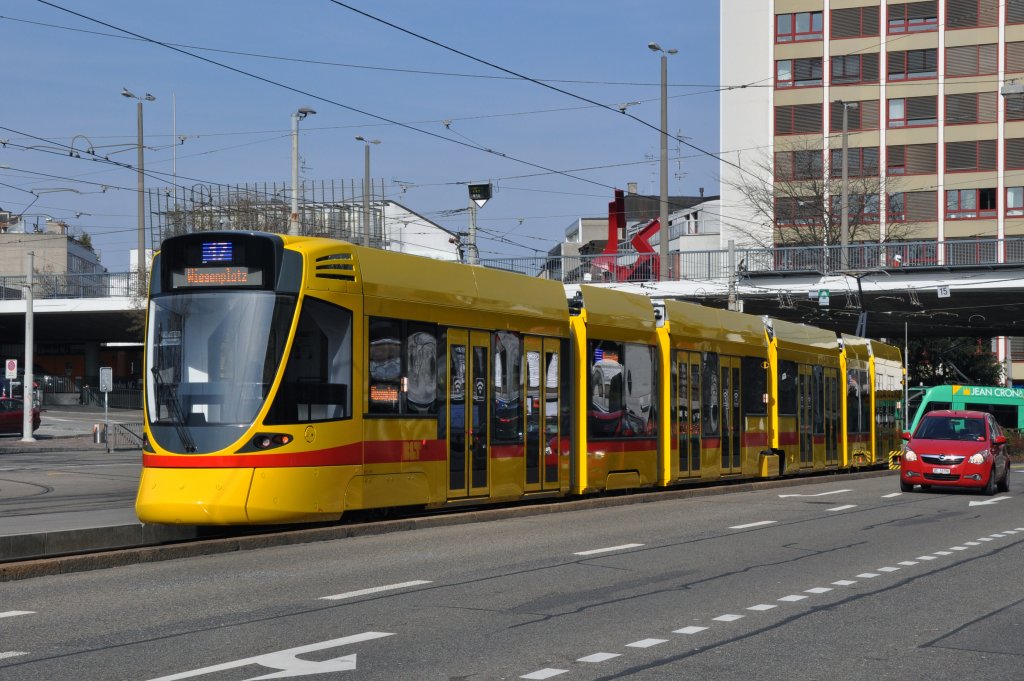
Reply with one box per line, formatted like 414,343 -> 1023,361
982,468 -> 997,496
997,463 -> 1010,493
900,479 -> 914,493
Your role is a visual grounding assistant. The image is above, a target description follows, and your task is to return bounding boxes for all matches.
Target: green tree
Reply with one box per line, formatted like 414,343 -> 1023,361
906,337 -> 1003,387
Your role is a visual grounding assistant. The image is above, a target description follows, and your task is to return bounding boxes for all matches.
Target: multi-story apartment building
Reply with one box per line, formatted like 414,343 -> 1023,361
721,0 -> 1023,383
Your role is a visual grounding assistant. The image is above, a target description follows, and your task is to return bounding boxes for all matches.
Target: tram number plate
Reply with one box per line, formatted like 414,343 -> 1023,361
932,467 -> 951,475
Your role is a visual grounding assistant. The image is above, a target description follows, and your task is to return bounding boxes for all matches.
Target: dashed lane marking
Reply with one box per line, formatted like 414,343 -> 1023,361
826,505 -> 857,512
578,653 -> 621,663
832,580 -> 857,586
0,652 -> 28,660
626,639 -> 668,648
778,594 -> 807,602
0,611 -> 34,619
729,521 -> 777,530
712,614 -> 744,622
747,604 -> 777,611
574,543 -> 644,556
520,669 -> 567,679
856,572 -> 881,578
673,626 -> 708,635
804,587 -> 832,594
320,580 -> 432,601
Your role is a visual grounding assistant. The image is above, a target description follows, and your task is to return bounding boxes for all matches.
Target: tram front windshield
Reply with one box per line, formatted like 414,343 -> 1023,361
146,291 -> 296,452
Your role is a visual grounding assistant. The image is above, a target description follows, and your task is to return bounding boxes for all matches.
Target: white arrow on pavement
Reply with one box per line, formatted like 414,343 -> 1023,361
969,496 -> 1012,507
145,632 -> 393,681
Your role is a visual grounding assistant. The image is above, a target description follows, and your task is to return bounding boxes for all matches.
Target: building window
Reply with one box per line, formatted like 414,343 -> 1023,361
831,53 -> 879,85
1008,42 -> 1024,74
830,194 -> 880,223
887,96 -> 937,128
1007,138 -> 1024,170
1011,0 -> 1024,24
886,143 -> 937,176
946,140 -> 997,172
946,0 -> 998,29
775,11 -> 823,42
829,147 -> 879,178
1007,187 -> 1024,217
775,103 -> 822,135
829,99 -> 879,132
775,197 -> 821,226
775,149 -> 823,180
945,188 -> 997,219
888,1 -> 938,33
831,6 -> 879,39
945,91 -> 997,124
888,191 -> 938,222
888,49 -> 937,81
776,58 -> 822,88
946,44 -> 998,78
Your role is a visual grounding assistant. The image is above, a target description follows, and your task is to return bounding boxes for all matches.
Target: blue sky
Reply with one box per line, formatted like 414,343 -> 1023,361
1,1 -> 720,270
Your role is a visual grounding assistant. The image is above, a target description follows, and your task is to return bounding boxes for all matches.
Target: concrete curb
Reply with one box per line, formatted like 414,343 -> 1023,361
0,468 -> 893,582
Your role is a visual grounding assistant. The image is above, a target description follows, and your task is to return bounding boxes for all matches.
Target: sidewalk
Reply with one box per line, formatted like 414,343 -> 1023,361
0,404 -> 143,455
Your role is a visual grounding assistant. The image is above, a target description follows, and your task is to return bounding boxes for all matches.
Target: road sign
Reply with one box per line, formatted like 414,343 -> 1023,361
99,367 -> 113,393
5,359 -> 16,380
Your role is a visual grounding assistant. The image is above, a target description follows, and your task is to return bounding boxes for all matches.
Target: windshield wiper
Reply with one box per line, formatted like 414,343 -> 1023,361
150,368 -> 198,453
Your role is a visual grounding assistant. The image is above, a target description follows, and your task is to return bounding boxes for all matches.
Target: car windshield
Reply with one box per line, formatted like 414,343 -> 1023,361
915,416 -> 986,441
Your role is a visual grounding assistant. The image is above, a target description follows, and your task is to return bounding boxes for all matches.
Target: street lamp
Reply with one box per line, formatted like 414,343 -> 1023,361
355,135 -> 381,247
289,107 -> 316,236
121,88 -> 156,287
835,100 -> 858,271
649,42 -> 677,282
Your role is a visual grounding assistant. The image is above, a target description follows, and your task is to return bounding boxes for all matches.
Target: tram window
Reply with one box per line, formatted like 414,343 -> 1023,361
493,331 -> 523,443
368,318 -> 401,414
741,356 -> 768,415
702,352 -> 720,437
846,368 -> 862,432
623,344 -> 657,436
924,401 -> 950,414
367,317 -> 438,416
778,360 -> 798,415
589,340 -> 625,438
813,365 -> 825,434
969,403 -> 1018,430
265,297 -> 352,424
858,369 -> 870,435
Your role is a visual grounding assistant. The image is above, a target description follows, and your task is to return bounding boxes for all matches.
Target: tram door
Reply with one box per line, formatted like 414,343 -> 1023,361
675,353 -> 701,479
447,329 -> 490,499
720,357 -> 742,474
525,338 -> 561,492
824,368 -> 840,466
798,366 -> 814,468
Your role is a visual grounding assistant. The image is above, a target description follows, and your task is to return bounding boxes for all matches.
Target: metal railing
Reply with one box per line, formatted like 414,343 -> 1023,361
1,238 -> 1022,300
486,237 -> 1024,284
0,271 -> 142,301
109,422 -> 143,450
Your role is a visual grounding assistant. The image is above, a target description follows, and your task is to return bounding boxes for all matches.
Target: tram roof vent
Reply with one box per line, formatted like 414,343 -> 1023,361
314,252 -> 356,281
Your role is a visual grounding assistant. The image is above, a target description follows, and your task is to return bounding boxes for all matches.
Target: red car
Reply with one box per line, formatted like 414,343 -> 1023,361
900,409 -> 1011,495
0,398 -> 41,435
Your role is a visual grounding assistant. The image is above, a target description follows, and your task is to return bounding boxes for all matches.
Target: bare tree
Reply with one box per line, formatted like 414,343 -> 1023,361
722,139 -> 918,258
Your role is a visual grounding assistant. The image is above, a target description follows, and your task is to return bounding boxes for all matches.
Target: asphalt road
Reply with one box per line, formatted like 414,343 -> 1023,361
1,472 -> 1021,680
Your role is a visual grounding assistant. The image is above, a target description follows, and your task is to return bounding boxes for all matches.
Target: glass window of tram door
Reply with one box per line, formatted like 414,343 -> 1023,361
720,356 -> 742,473
446,330 -> 489,498
524,339 -> 561,490
674,351 -> 702,478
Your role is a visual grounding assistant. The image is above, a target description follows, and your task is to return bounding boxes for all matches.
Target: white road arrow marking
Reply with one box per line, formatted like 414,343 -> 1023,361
145,632 -> 393,681
778,489 -> 852,498
969,496 -> 1012,507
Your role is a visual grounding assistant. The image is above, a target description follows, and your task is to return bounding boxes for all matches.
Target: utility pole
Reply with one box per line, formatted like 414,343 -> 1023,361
289,107 -> 316,236
649,42 -> 677,282
22,251 -> 34,443
839,100 -> 858,271
356,136 -> 381,247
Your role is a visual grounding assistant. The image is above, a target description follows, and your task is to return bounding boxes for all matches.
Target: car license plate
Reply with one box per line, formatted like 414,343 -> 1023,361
933,467 -> 951,475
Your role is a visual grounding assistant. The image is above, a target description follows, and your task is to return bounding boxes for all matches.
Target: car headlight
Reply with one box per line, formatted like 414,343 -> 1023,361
969,450 -> 990,465
904,449 -> 917,462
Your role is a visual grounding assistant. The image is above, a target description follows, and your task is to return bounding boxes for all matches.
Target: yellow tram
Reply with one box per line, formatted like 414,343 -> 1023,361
136,231 -> 902,525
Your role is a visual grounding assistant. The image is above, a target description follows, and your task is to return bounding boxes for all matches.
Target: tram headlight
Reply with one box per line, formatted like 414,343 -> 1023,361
251,433 -> 293,450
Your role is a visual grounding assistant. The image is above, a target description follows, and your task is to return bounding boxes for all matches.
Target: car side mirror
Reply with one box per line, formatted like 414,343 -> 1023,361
994,435 -> 1007,445
902,431 -> 911,441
